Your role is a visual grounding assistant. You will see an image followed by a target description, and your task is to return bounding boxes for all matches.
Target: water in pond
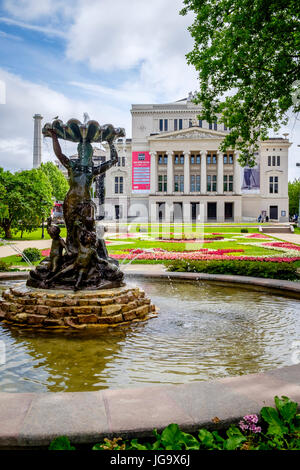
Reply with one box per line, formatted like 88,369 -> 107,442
0,278 -> 299,393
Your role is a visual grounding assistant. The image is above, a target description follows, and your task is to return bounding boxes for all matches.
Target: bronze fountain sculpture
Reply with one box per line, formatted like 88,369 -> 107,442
0,118 -> 156,330
27,119 -> 124,291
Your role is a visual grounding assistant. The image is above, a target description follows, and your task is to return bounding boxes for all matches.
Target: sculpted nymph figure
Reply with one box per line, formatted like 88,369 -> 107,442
27,119 -> 125,290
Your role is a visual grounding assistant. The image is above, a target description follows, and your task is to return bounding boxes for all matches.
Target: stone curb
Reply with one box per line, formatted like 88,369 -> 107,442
0,364 -> 299,448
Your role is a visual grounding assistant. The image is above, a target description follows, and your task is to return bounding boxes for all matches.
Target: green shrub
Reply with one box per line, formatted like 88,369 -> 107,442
240,228 -> 248,233
166,259 -> 299,280
0,259 -> 11,271
21,247 -> 42,263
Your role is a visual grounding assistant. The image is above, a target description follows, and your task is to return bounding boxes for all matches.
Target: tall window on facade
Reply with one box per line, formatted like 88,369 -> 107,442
198,120 -> 202,127
158,154 -> 168,164
159,119 -> 168,131
189,119 -> 193,128
117,156 -> 126,167
115,176 -> 124,194
224,175 -> 233,191
269,176 -> 278,194
209,122 -> 212,130
158,174 -> 167,192
174,154 -> 184,165
174,119 -> 177,131
214,121 -> 217,130
268,155 -> 280,166
179,119 -> 183,130
174,174 -> 184,192
207,154 -> 217,164
190,174 -> 200,192
207,175 -> 217,192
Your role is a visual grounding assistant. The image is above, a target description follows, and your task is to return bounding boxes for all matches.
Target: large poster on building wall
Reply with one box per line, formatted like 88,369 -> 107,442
241,154 -> 260,193
132,151 -> 151,193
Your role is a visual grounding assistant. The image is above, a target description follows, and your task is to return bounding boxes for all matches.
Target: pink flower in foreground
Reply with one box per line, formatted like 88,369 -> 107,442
239,415 -> 261,433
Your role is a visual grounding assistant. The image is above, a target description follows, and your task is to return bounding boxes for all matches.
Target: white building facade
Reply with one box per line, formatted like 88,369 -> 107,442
100,95 -> 290,223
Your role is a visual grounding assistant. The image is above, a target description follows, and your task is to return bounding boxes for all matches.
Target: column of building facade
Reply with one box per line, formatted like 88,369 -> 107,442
150,151 -> 157,194
200,150 -> 207,194
184,151 -> 190,194
167,151 -> 174,194
217,151 -> 224,194
234,151 -> 242,194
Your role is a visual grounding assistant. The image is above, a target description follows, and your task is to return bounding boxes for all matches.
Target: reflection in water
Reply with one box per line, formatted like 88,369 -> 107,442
0,279 -> 299,393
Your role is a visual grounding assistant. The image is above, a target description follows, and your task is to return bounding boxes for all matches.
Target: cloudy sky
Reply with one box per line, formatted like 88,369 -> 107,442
0,0 -> 299,178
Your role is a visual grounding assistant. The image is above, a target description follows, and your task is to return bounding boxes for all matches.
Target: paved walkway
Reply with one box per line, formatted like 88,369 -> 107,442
268,233 -> 300,245
0,364 -> 299,448
0,240 -> 52,258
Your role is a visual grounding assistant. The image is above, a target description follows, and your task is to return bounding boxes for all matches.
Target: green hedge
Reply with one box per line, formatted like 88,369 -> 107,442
166,259 -> 299,280
0,260 -> 11,271
21,247 -> 42,263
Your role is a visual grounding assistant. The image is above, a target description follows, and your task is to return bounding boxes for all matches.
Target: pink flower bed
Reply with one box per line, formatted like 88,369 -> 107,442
245,234 -> 270,239
111,251 -> 300,262
155,237 -> 223,242
124,248 -> 244,255
262,242 -> 300,251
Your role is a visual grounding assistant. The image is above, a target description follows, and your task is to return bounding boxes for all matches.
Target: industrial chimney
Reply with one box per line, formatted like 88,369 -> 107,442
33,114 -> 43,168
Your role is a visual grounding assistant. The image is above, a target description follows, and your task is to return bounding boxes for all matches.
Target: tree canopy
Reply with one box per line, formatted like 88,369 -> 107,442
288,178 -> 300,216
0,168 -> 53,238
40,161 -> 69,202
181,0 -> 300,166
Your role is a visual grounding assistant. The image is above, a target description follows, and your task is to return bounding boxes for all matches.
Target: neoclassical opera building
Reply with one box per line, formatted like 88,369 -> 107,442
97,94 -> 290,223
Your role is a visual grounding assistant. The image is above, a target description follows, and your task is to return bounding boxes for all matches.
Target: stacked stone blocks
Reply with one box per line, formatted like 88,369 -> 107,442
0,286 -> 157,329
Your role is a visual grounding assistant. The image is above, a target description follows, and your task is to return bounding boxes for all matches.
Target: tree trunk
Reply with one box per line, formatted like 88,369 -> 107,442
2,220 -> 12,239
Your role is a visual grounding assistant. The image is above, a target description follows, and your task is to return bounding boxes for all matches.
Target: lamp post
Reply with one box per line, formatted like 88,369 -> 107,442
40,200 -> 48,239
297,145 -> 300,227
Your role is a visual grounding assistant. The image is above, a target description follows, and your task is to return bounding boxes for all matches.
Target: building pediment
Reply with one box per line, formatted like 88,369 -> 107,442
148,127 -> 226,141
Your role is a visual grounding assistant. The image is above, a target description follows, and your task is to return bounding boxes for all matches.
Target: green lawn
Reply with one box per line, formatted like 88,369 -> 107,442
3,227 -> 67,241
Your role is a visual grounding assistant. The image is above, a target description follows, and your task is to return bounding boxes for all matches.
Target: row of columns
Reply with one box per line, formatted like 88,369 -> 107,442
150,151 -> 242,195
150,199 -> 242,223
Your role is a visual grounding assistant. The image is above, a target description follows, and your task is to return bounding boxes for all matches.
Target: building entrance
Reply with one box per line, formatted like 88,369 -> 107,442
207,202 -> 217,220
225,202 -> 233,220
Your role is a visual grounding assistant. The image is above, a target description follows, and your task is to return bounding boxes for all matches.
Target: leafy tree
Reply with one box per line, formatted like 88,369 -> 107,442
288,178 -> 300,216
181,0 -> 300,166
0,168 -> 53,238
40,161 -> 69,201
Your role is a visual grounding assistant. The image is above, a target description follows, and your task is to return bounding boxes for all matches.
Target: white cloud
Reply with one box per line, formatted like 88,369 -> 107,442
0,17 -> 66,38
2,0 -> 73,22
0,69 -> 131,171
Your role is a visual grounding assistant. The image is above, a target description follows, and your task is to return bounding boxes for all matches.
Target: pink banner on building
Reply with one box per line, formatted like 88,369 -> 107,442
132,151 -> 151,193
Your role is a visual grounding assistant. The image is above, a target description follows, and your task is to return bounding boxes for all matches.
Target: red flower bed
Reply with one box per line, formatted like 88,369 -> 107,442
41,249 -> 50,257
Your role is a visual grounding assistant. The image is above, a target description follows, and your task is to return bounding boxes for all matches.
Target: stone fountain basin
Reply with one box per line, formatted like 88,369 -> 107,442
0,284 -> 157,330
